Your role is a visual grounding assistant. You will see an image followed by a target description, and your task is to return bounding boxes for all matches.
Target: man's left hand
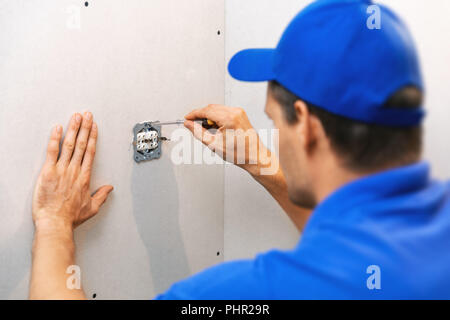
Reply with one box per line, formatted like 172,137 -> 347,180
32,112 -> 113,231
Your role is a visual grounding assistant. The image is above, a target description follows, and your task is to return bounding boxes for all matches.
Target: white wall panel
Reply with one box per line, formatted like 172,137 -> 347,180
0,0 -> 225,299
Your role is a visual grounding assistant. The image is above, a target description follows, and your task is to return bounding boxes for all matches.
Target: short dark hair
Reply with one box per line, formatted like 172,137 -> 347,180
269,81 -> 423,172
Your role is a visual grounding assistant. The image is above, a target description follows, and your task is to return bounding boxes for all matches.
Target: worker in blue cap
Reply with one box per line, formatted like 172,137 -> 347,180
30,0 -> 450,299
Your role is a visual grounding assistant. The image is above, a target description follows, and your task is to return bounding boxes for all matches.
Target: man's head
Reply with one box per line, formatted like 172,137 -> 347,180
265,80 -> 423,208
228,0 -> 425,207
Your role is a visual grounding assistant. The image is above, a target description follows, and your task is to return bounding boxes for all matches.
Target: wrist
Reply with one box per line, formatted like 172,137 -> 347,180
241,162 -> 260,177
33,218 -> 75,256
34,217 -> 74,238
242,145 -> 278,178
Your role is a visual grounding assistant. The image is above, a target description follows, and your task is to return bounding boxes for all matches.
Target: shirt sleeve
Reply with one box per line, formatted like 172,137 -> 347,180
154,257 -> 271,300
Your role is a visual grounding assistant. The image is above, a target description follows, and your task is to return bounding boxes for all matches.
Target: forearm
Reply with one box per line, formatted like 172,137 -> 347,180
245,151 -> 312,232
30,219 -> 86,300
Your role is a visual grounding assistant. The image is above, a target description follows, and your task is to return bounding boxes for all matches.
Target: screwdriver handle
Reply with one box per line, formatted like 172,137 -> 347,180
200,119 -> 219,130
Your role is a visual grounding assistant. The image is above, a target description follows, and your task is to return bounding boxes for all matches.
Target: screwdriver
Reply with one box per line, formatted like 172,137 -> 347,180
133,119 -> 219,148
154,119 -> 219,130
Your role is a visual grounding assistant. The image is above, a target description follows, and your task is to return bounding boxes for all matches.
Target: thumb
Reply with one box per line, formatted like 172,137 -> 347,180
91,185 -> 114,214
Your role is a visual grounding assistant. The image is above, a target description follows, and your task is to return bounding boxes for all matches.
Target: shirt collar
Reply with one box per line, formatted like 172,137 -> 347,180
303,161 -> 431,233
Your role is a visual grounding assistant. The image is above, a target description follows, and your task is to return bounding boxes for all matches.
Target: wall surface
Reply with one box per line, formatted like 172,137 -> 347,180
0,0 -> 225,299
224,0 -> 450,261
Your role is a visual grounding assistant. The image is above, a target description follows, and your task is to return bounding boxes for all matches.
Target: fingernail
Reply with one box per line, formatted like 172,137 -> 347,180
75,113 -> 82,123
92,122 -> 97,130
85,112 -> 92,120
56,125 -> 62,133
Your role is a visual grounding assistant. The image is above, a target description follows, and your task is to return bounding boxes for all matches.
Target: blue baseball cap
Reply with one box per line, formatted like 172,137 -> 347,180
228,0 -> 424,127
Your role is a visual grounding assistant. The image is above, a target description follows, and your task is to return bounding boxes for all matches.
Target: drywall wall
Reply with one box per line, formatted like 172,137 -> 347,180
224,0 -> 450,261
0,0 -> 225,299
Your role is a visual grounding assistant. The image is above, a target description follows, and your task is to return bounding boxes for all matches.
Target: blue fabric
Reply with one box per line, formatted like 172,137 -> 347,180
228,0 -> 425,127
156,162 -> 450,299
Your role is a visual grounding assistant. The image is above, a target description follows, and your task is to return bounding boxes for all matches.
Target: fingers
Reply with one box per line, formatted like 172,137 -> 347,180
91,185 -> 114,214
81,122 -> 98,174
185,108 -> 209,121
185,104 -> 227,125
58,113 -> 82,167
185,105 -> 252,133
45,125 -> 63,166
184,120 -> 215,146
71,112 -> 93,165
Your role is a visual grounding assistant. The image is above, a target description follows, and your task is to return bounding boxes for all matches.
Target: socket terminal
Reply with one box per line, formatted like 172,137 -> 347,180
136,130 -> 158,152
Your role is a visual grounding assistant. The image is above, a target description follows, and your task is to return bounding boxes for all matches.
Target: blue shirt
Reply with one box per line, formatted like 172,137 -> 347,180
156,162 -> 450,299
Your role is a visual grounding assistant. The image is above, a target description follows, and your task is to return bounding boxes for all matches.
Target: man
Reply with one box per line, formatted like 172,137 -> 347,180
30,0 -> 450,299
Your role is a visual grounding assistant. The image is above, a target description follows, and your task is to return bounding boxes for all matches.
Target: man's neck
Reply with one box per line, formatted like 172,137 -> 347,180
313,159 -> 383,205
313,157 -> 423,205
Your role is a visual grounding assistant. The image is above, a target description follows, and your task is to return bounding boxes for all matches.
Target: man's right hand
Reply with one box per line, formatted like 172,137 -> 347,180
185,104 -> 311,231
184,104 -> 273,176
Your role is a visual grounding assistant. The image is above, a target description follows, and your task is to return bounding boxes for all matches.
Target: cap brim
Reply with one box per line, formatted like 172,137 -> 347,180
228,48 -> 276,82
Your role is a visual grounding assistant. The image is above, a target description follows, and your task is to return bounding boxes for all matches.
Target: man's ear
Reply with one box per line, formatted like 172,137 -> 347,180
294,100 -> 327,152
293,100 -> 312,148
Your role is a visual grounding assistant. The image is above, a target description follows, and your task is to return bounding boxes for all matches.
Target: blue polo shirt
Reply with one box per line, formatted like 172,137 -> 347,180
156,162 -> 450,299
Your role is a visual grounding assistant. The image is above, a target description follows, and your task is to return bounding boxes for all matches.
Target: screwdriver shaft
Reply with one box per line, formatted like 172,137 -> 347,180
155,120 -> 185,126
155,119 -> 213,126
